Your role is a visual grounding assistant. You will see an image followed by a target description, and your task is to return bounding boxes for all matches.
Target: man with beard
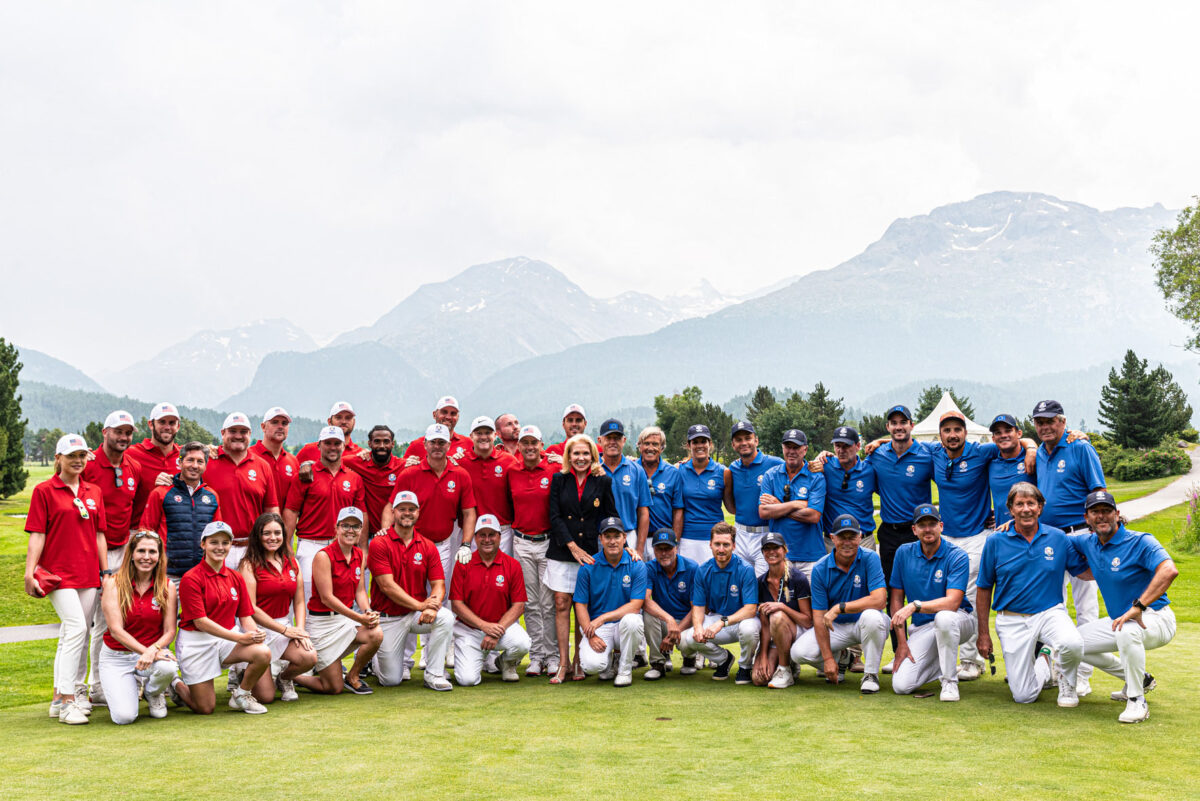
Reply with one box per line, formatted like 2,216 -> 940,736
544,403 -> 587,463
251,407 -> 301,509
495,413 -> 521,458
126,402 -> 182,525
203,412 -> 279,569
403,396 -> 473,464
297,401 -> 363,463
346,425 -> 407,536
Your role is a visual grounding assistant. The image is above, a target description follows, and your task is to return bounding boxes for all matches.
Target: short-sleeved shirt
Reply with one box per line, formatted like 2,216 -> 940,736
25,475 -> 107,590
1070,526 -> 1171,617
388,460 -> 477,543
810,548 -> 886,624
81,447 -> 140,548
202,449 -> 278,537
760,464 -> 827,561
308,542 -> 364,614
126,439 -> 181,524
402,433 -> 472,465
507,458 -> 555,535
868,440 -> 933,525
179,561 -> 253,631
368,529 -> 444,615
639,459 -> 684,534
977,524 -> 1088,615
103,583 -> 165,650
820,456 -> 877,535
988,450 -> 1032,529
679,458 -> 727,541
573,550 -> 649,619
646,554 -> 697,620
756,566 -> 811,613
249,442 -> 301,509
450,551 -> 527,627
343,453 -> 407,533
1036,435 -> 1106,529
929,441 -> 999,539
296,438 -> 363,465
729,451 -> 784,528
603,456 -> 651,532
458,448 -> 517,525
247,557 -> 300,619
891,538 -> 972,626
690,554 -> 759,616
284,462 -> 365,540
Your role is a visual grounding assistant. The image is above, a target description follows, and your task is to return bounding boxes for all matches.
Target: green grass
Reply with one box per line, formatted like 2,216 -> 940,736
0,465 -> 54,626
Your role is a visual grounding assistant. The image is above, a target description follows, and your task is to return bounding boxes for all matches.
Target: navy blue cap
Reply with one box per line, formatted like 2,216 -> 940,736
831,425 -> 859,445
730,420 -> 756,438
599,516 -> 626,534
599,418 -> 625,437
913,503 -> 941,523
1085,489 -> 1117,510
989,413 -> 1019,432
687,424 -> 712,441
886,404 -> 913,421
1031,400 -> 1065,419
760,532 -> 787,550
650,529 -> 678,548
830,514 -> 862,536
782,428 -> 808,446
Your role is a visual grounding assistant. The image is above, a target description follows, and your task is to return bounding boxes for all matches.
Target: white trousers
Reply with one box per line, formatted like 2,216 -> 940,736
88,543 -> 126,687
97,645 -> 177,724
225,544 -> 248,571
892,610 -> 977,693
1079,606 -> 1176,698
789,560 -> 819,581
993,605 -> 1083,704
680,613 -> 762,669
1065,574 -> 1099,679
677,539 -> 711,567
946,528 -> 990,666
375,608 -> 454,684
734,525 -> 769,577
580,614 -> 646,675
513,535 -> 557,662
295,538 -> 333,601
410,528 -> 463,663
452,621 -> 531,685
49,587 -> 98,695
792,608 -> 889,675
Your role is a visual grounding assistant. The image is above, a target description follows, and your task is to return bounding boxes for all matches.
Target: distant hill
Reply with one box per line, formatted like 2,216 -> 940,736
16,347 -> 107,393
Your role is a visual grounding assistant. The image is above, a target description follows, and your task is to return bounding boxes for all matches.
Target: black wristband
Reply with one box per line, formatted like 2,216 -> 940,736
1132,599 -> 1148,611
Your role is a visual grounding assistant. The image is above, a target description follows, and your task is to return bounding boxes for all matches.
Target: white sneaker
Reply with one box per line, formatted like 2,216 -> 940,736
88,684 -> 107,707
147,692 -> 168,719
598,653 -> 617,681
1118,696 -> 1150,723
229,687 -> 268,714
545,658 -> 560,676
956,660 -> 982,681
49,698 -> 62,718
1111,675 -> 1156,702
73,686 -> 93,715
526,659 -> 543,677
679,655 -> 699,675
1075,677 -> 1092,698
1057,681 -> 1079,708
401,666 -> 412,682
226,668 -> 242,694
484,653 -> 500,674
424,675 -> 453,692
940,679 -> 960,702
880,662 -> 894,675
278,678 -> 298,702
644,662 -> 666,681
58,701 -> 89,725
445,650 -> 455,669
500,661 -> 520,682
613,671 -> 632,687
860,673 -> 880,694
418,653 -> 427,670
768,665 -> 794,689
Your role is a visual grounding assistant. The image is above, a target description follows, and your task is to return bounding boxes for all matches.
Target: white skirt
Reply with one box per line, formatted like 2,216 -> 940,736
176,629 -> 237,685
306,613 -> 360,671
261,615 -> 294,662
543,559 -> 580,594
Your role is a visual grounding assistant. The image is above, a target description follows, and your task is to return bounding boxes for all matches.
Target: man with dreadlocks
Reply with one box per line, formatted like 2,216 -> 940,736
750,532 -> 812,689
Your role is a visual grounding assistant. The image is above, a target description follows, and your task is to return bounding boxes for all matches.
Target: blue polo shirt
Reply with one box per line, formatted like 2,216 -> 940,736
930,441 -> 999,538
1069,526 -> 1171,617
977,523 -> 1088,615
646,554 -> 697,620
1036,434 -> 1105,529
988,450 -> 1032,528
891,538 -> 972,626
821,456 -> 877,535
760,463 -> 826,561
867,440 -> 934,525
810,547 -> 886,624
602,456 -> 651,533
690,554 -> 758,616
729,451 -> 784,527
679,458 -> 726,541
573,550 -> 649,619
638,459 -> 684,534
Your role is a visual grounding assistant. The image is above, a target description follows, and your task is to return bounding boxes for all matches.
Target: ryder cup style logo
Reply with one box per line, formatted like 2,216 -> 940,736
1044,546 -> 1055,560
230,587 -> 239,599
622,474 -> 631,486
1017,463 -> 1027,474
495,575 -> 505,587
285,464 -> 294,476
388,474 -> 396,483
495,465 -> 504,476
540,477 -> 550,488
201,496 -> 210,504
174,457 -> 181,468
127,477 -> 135,489
958,461 -> 968,472
707,479 -> 716,489
174,495 -> 182,502
248,469 -> 258,481
729,584 -> 739,595
906,465 -> 915,476
289,569 -> 296,580
1057,459 -> 1066,472
856,480 -> 864,490
447,480 -> 457,492
342,480 -> 351,491
756,475 -> 764,486
854,575 -> 862,587
798,487 -> 808,498
934,569 -> 944,581
86,498 -> 96,509
622,574 -> 631,587
1111,557 -> 1121,570
677,580 -> 687,592
355,567 -> 362,579
150,598 -> 160,610
414,552 -> 424,563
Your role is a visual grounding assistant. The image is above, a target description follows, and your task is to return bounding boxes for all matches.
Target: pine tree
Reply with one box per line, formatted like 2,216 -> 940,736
805,381 -> 846,454
1098,350 -> 1165,448
914,385 -> 976,421
744,386 -> 778,426
0,339 -> 29,498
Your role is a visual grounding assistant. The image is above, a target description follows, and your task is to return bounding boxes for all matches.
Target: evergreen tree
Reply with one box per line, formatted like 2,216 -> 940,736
805,381 -> 847,454
744,386 -> 778,427
858,413 -> 888,443
83,421 -> 104,450
914,385 -> 976,421
0,339 -> 29,498
652,386 -> 735,464
1098,350 -> 1192,448
1149,364 -> 1194,440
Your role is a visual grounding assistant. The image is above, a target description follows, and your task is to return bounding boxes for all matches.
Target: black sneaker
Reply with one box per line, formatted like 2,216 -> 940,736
712,650 -> 734,681
633,653 -> 648,668
343,676 -> 373,695
735,666 -> 752,685
359,661 -> 375,679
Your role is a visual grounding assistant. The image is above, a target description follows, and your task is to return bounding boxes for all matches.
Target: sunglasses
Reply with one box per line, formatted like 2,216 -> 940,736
944,461 -> 954,483
72,497 -> 90,520
114,466 -> 124,489
782,484 -> 792,502
840,472 -> 850,491
133,530 -> 161,541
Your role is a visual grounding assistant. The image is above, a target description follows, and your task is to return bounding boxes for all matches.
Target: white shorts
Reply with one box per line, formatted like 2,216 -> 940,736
543,559 -> 580,594
176,629 -> 237,685
306,613 -> 361,671
678,538 -> 711,566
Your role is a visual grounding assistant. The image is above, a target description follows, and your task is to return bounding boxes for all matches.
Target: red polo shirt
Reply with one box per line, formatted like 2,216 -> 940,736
126,439 -> 181,524
284,462 -> 365,540
25,475 -> 107,590
458,448 -> 516,524
295,438 -> 362,465
247,557 -> 299,619
179,560 -> 253,631
388,459 -> 476,543
449,550 -> 527,628
103,584 -> 164,650
250,442 -> 301,509
307,542 -> 363,614
368,528 -> 444,615
138,483 -> 222,540
402,432 -> 473,464
507,458 -> 556,536
544,441 -> 566,459
81,446 -> 140,548
202,448 -> 277,539
344,453 -> 406,532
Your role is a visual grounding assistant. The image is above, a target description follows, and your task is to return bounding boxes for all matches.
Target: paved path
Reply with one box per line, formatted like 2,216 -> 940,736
0,623 -> 59,644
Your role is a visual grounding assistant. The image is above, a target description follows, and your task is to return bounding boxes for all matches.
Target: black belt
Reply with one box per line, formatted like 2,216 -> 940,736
1061,524 -> 1090,534
308,610 -> 335,617
513,529 -> 549,542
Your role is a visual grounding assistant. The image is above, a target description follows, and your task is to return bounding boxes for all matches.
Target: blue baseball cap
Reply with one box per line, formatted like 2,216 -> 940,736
650,529 -> 677,549
1032,400 -> 1065,419
687,424 -> 712,441
599,418 -> 625,437
782,428 -> 808,446
831,425 -> 859,445
599,516 -> 626,534
1085,490 -> 1117,510
989,413 -> 1019,432
830,514 -> 862,536
760,532 -> 787,550
730,420 -> 756,438
886,404 -> 913,422
913,503 -> 941,523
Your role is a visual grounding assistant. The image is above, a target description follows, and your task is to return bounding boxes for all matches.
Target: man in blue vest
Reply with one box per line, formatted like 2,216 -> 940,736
138,441 -> 222,583
726,421 -> 783,576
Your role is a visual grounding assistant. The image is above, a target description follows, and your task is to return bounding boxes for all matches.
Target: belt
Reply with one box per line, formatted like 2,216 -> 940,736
513,530 -> 549,542
308,610 -> 335,617
1061,524 -> 1090,534
739,525 -> 769,533
231,539 -> 249,547
298,537 -> 334,545
997,610 -> 1033,617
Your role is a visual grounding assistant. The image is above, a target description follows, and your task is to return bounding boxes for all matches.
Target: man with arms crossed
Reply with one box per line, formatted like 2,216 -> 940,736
679,522 -> 760,683
759,429 -> 826,578
725,421 -> 783,576
573,518 -> 649,687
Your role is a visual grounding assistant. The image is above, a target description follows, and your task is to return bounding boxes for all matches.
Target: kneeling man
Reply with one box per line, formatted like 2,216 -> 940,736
679,522 -> 761,683
573,517 -> 649,686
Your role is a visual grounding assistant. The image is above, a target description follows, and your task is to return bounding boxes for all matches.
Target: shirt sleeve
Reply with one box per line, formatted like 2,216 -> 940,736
1080,443 -> 1106,490
572,564 -> 591,606
91,487 -> 108,535
448,561 -> 466,602
690,567 -> 707,608
508,560 -> 528,604
139,489 -> 166,538
261,468 -> 279,510
178,573 -> 204,623
810,567 -> 829,611
740,563 -> 758,604
890,547 -> 908,593
284,478 -> 305,513
793,569 -> 812,600
977,442 -> 1000,462
631,561 -> 649,599
669,471 -> 684,510
458,471 -> 477,511
976,537 -> 996,590
353,476 -> 366,511
425,543 -> 445,583
1065,536 -> 1090,577
806,473 -> 826,514
367,538 -> 391,579
24,484 -> 47,534
1139,535 -> 1171,572
865,550 -> 886,592
946,547 -> 970,595
635,466 -> 651,509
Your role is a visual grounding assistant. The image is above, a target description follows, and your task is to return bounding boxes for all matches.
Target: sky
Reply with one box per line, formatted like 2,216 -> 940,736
3,1 -> 1199,370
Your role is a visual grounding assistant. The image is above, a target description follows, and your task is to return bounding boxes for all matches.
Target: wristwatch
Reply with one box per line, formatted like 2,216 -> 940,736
1132,599 -> 1148,611
720,616 -> 729,628
913,600 -> 923,613
838,602 -> 847,614
101,569 -> 116,576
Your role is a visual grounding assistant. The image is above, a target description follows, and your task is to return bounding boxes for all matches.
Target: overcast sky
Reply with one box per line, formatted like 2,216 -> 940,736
3,1 -> 1199,370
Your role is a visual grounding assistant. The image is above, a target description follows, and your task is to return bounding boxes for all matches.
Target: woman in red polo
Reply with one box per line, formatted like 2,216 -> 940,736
24,434 -> 109,725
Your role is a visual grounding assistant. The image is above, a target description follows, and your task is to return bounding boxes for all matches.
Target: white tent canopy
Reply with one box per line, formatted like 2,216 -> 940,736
911,392 -> 992,443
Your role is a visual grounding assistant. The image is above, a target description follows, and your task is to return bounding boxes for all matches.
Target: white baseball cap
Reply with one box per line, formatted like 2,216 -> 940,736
222,412 -> 252,431
201,521 -> 234,541
425,424 -> 450,442
470,416 -> 495,432
319,425 -> 345,442
328,401 -> 355,417
262,406 -> 291,423
435,395 -> 459,411
518,425 -> 543,442
149,402 -> 180,421
392,490 -> 420,508
55,433 -> 89,456
562,403 -> 586,419
476,514 -> 501,533
103,410 -> 135,430
336,506 -> 364,524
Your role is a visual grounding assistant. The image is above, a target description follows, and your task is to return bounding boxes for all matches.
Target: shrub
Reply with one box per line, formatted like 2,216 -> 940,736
1179,428 -> 1198,443
1108,445 -> 1191,481
1175,488 -> 1200,553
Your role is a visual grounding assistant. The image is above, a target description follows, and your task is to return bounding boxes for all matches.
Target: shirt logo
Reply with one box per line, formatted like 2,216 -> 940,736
230,587 -> 239,599
495,465 -> 504,476
289,569 -> 296,580
906,465 -> 915,476
150,598 -> 160,610
1044,546 -> 1055,560
657,482 -> 666,492
248,469 -> 258,481
1057,459 -> 1066,472
707,479 -> 716,489
447,480 -> 457,492
85,498 -> 96,509
540,477 -> 549,488
958,461 -> 968,472
126,477 -> 135,489
496,575 -> 505,587
388,473 -> 396,483
174,458 -> 181,468
1111,557 -> 1121,570
173,495 -> 182,502
622,474 -> 631,485
856,480 -> 864,490
1017,463 -> 1026,474
677,580 -> 687,591
798,487 -> 808,498
622,575 -> 631,586
285,465 -> 294,476
453,447 -> 466,460
729,583 -> 739,595
414,553 -> 423,563
355,567 -> 362,578
934,569 -> 944,581
854,575 -> 862,586
201,496 -> 211,504
756,475 -> 764,486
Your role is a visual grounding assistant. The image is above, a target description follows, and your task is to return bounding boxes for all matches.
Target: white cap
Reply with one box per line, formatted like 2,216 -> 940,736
149,402 -> 180,421
476,514 -> 501,533
55,433 -> 89,456
328,401 -> 355,417
392,490 -> 420,508
262,406 -> 291,423
201,521 -> 233,540
336,506 -> 364,524
518,425 -> 543,442
435,395 -> 459,411
222,412 -> 252,431
470,416 -> 495,432
319,425 -> 345,442
103,410 -> 135,430
425,424 -> 450,442
562,403 -> 586,419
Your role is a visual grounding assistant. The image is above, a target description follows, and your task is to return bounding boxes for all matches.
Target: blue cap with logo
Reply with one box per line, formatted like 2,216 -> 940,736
1031,400 -> 1065,419
599,418 -> 625,437
599,516 -> 626,534
913,503 -> 941,523
730,420 -> 756,438
1084,489 -> 1117,510
831,426 -> 859,445
687,424 -> 712,441
886,404 -> 913,421
830,514 -> 862,536
782,428 -> 808,446
651,529 -> 677,548
760,532 -> 787,550
989,413 -> 1019,432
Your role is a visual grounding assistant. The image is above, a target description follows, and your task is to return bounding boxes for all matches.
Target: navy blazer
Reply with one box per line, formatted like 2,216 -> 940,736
547,471 -> 618,563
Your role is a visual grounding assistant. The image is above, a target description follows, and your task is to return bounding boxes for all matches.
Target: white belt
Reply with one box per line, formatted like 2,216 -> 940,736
739,525 -> 769,533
